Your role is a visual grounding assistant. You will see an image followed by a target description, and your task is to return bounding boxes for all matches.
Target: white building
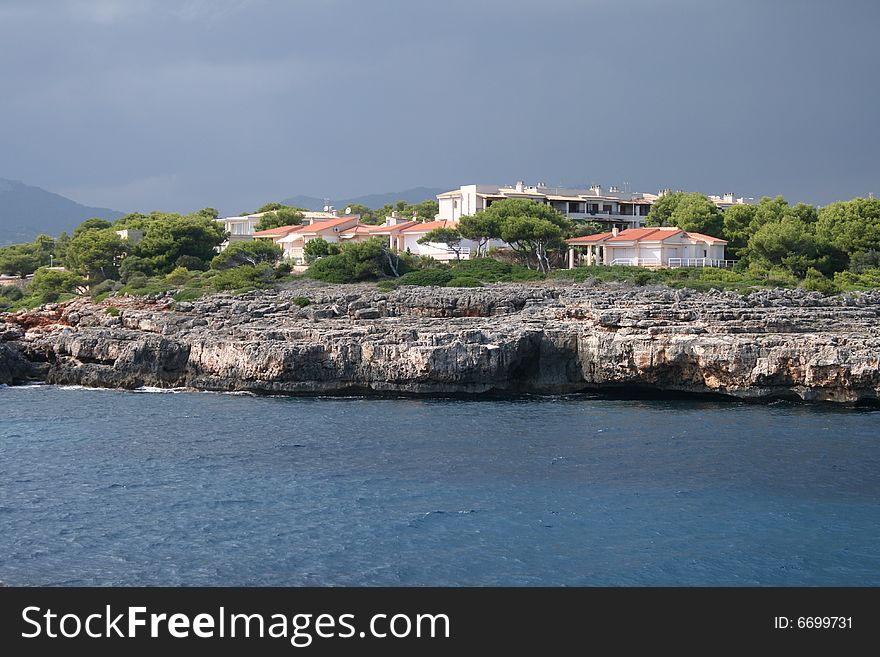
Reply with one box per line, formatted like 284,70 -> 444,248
437,182 -> 755,228
565,227 -> 731,269
115,228 -> 144,245
437,182 -> 658,229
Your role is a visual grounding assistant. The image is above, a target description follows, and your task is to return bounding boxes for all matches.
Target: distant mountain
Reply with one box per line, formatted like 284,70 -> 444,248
280,186 -> 447,212
0,178 -> 123,245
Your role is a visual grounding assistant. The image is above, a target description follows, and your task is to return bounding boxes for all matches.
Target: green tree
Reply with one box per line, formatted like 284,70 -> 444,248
54,232 -> 70,266
118,255 -> 155,282
472,198 -> 571,272
410,199 -> 439,221
303,237 -> 335,263
721,204 -> 757,257
646,192 -> 723,236
72,218 -> 113,238
500,217 -> 564,274
255,207 -> 305,231
816,197 -> 880,257
211,240 -> 283,269
418,227 -> 464,261
27,268 -> 84,303
747,216 -> 843,278
255,202 -> 287,213
112,212 -> 152,230
307,237 -> 410,282
751,196 -> 790,230
133,213 -> 226,272
195,207 -> 220,220
0,245 -> 40,277
786,202 -> 819,225
459,213 -> 503,257
32,234 -> 56,266
366,199 -> 440,225
65,228 -> 128,281
344,204 -> 376,223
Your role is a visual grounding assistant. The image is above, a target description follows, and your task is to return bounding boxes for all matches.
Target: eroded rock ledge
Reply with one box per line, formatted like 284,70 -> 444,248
2,281 -> 880,402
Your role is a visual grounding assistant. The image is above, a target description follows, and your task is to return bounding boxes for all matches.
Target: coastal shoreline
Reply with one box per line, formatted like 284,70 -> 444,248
2,281 -> 879,404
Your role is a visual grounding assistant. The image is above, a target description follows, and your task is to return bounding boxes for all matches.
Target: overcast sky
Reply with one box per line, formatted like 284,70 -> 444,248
1,0 -> 878,214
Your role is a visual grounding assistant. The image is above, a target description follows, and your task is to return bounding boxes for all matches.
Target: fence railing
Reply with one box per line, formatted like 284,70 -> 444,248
667,258 -> 736,269
423,244 -> 472,259
608,257 -> 736,269
610,258 -> 661,267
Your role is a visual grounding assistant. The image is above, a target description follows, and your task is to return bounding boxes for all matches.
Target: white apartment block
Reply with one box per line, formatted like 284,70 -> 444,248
437,182 -> 753,227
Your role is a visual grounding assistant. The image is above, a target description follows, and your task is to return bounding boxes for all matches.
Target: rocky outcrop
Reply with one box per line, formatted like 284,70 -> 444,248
3,281 -> 880,402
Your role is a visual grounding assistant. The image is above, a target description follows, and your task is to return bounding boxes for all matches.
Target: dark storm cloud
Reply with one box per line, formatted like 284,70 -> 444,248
1,0 -> 878,213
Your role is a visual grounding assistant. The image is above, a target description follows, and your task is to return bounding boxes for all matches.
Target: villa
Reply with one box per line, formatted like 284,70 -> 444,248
216,209 -> 350,250
565,227 -> 731,269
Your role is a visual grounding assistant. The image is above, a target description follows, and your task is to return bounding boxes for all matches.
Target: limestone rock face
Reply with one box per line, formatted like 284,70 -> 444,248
3,282 -> 880,402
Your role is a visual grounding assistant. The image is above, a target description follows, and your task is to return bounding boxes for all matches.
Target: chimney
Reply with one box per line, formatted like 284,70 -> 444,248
723,192 -> 734,203
612,226 -> 619,237
515,180 -> 524,192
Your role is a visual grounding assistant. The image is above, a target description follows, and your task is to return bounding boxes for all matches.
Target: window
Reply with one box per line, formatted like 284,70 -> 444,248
568,202 -> 582,213
639,205 -> 650,216
453,200 -> 458,208
603,204 -> 613,213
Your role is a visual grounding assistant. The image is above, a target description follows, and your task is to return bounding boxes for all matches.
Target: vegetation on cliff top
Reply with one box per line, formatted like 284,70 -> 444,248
4,193 -> 880,312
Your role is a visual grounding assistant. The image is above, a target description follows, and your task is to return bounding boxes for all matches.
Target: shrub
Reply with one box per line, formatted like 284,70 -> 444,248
164,266 -> 194,286
307,238 -> 407,283
447,276 -> 483,288
0,285 -> 24,301
105,306 -> 120,317
89,278 -> 120,298
395,268 -> 454,287
172,288 -> 205,302
833,268 -> 880,291
275,261 -> 292,276
175,255 -> 207,271
292,296 -> 310,307
450,258 -> 544,282
126,273 -> 148,289
849,250 -> 880,273
802,267 -> 838,294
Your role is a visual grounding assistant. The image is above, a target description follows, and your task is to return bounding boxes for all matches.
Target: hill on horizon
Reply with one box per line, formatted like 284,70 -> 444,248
0,178 -> 122,245
280,186 -> 447,212
0,180 -> 450,245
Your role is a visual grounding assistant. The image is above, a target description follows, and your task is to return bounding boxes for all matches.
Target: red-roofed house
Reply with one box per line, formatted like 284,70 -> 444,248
564,227 -> 730,269
269,216 -> 361,262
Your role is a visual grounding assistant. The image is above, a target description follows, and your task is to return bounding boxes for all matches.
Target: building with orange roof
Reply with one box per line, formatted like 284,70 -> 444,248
215,208 -> 358,251
564,226 -> 730,269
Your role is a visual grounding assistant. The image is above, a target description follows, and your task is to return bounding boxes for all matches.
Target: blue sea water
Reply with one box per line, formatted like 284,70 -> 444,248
0,385 -> 878,586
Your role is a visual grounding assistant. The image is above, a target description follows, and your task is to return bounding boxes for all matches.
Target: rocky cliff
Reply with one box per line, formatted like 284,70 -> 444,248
2,281 -> 880,402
